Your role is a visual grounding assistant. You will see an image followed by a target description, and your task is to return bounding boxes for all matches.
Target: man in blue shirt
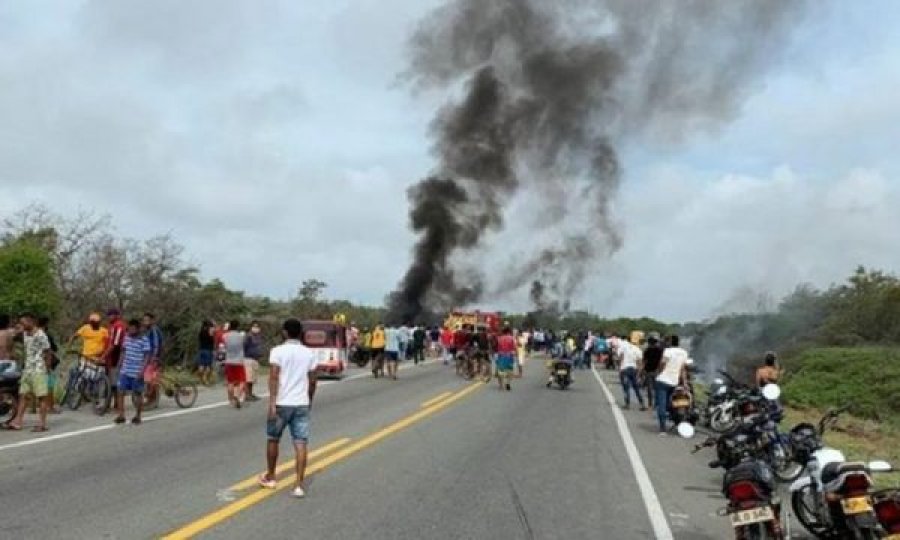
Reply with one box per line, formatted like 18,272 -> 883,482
142,312 -> 163,365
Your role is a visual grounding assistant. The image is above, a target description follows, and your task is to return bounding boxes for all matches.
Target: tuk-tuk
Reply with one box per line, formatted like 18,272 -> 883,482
302,320 -> 349,379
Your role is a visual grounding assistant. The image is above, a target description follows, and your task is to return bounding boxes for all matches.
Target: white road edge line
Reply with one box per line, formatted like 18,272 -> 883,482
590,366 -> 674,540
0,358 -> 440,453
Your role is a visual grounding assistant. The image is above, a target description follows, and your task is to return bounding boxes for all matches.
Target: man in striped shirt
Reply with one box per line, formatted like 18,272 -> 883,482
114,319 -> 151,425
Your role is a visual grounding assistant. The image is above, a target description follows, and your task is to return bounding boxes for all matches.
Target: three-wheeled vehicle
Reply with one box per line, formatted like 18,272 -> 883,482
302,320 -> 349,379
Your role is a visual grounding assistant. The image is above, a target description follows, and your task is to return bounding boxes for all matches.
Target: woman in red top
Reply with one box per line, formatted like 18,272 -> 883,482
495,327 -> 517,392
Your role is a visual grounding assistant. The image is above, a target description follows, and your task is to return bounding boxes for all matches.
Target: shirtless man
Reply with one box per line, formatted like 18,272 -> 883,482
0,314 -> 14,360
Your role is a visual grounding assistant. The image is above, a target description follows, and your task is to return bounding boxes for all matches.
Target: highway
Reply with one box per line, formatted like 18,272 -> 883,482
0,357 -> 797,539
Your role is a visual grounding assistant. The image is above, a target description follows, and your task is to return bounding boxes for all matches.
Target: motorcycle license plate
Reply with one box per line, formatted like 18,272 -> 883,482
730,506 -> 774,527
556,370 -> 568,375
841,496 -> 872,515
672,399 -> 690,408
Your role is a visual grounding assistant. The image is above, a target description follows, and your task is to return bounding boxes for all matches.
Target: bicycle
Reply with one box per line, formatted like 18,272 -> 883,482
134,366 -> 199,410
60,356 -> 112,415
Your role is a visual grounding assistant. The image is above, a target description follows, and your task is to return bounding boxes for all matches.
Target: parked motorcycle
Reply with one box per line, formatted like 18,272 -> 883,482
872,489 -> 900,539
685,400 -> 786,540
669,383 -> 699,425
0,360 -> 20,422
788,405 -> 893,539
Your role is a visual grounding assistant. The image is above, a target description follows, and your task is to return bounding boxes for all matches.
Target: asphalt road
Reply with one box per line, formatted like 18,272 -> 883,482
0,356 -> 808,539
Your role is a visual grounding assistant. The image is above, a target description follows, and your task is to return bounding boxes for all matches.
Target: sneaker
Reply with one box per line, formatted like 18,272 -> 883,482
114,416 -> 126,425
658,432 -> 668,438
639,406 -> 648,411
234,399 -> 242,410
291,486 -> 306,498
622,404 -> 630,410
258,475 -> 277,490
131,417 -> 142,425
505,384 -> 511,391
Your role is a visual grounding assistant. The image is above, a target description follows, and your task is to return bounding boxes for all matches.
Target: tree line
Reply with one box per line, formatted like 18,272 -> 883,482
689,266 -> 900,378
0,203 -> 676,365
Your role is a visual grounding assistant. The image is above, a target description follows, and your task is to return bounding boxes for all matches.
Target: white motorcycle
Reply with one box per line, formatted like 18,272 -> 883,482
788,405 -> 893,539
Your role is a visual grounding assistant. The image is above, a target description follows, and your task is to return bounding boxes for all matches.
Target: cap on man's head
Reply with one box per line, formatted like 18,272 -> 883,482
88,313 -> 102,323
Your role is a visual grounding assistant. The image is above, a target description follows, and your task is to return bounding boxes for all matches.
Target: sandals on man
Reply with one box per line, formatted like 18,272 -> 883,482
31,426 -> 48,433
1,422 -> 22,431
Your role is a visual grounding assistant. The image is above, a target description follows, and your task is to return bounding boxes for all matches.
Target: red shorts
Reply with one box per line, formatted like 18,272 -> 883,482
224,363 -> 247,384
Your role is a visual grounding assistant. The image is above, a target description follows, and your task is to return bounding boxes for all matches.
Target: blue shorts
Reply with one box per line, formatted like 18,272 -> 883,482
267,406 -> 310,444
118,374 -> 144,394
385,351 -> 399,362
197,349 -> 214,368
496,353 -> 515,373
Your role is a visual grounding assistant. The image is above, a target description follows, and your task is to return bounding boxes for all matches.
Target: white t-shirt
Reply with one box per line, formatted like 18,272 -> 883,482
657,347 -> 689,386
619,342 -> 642,371
270,340 -> 319,407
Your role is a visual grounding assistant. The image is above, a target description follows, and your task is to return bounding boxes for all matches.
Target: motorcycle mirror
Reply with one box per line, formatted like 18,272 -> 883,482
716,387 -> 727,396
677,422 -> 696,439
868,460 -> 893,473
761,384 -> 781,401
713,378 -> 724,385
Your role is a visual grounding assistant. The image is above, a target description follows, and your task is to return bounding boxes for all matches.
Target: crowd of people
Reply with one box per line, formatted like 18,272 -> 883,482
0,309 -> 166,431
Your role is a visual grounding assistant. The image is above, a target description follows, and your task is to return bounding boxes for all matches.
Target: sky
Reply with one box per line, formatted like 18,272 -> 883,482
1,0 -> 898,322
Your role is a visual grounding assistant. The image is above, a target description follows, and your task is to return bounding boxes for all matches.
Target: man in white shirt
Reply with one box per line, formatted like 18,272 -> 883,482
259,319 -> 319,498
654,335 -> 689,435
617,338 -> 646,410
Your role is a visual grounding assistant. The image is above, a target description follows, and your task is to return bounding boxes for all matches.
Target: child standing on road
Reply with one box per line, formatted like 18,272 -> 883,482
114,319 -> 151,425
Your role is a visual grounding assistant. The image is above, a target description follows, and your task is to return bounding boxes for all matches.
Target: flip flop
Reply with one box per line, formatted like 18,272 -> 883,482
1,422 -> 22,431
31,426 -> 48,433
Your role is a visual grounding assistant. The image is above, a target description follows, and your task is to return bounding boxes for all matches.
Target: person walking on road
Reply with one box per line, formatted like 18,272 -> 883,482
223,320 -> 247,408
411,325 -> 426,365
495,327 -> 516,391
617,338 -> 646,410
397,323 -> 411,362
384,325 -> 400,380
243,321 -> 264,401
654,335 -> 689,436
259,319 -> 319,499
3,313 -> 53,432
114,319 -> 151,425
640,336 -> 663,409
370,324 -> 386,378
196,320 -> 216,386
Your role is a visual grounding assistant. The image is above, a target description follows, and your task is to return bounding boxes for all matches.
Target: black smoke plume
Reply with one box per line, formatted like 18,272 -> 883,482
388,0 -> 806,322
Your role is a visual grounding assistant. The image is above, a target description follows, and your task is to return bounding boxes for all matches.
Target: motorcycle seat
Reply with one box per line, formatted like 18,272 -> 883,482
821,462 -> 868,485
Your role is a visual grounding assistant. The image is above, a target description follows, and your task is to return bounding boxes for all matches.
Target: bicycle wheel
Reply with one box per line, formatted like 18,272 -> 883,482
174,383 -> 198,409
92,376 -> 111,415
65,377 -> 83,410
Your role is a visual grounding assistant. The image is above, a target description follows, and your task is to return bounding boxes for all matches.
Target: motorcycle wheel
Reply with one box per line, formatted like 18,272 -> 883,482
0,390 -> 17,422
791,486 -> 832,538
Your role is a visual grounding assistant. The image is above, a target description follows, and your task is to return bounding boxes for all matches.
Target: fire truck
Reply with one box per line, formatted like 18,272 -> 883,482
443,310 -> 503,335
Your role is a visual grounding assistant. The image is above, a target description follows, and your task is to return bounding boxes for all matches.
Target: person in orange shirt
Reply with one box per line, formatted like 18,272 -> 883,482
69,313 -> 109,363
